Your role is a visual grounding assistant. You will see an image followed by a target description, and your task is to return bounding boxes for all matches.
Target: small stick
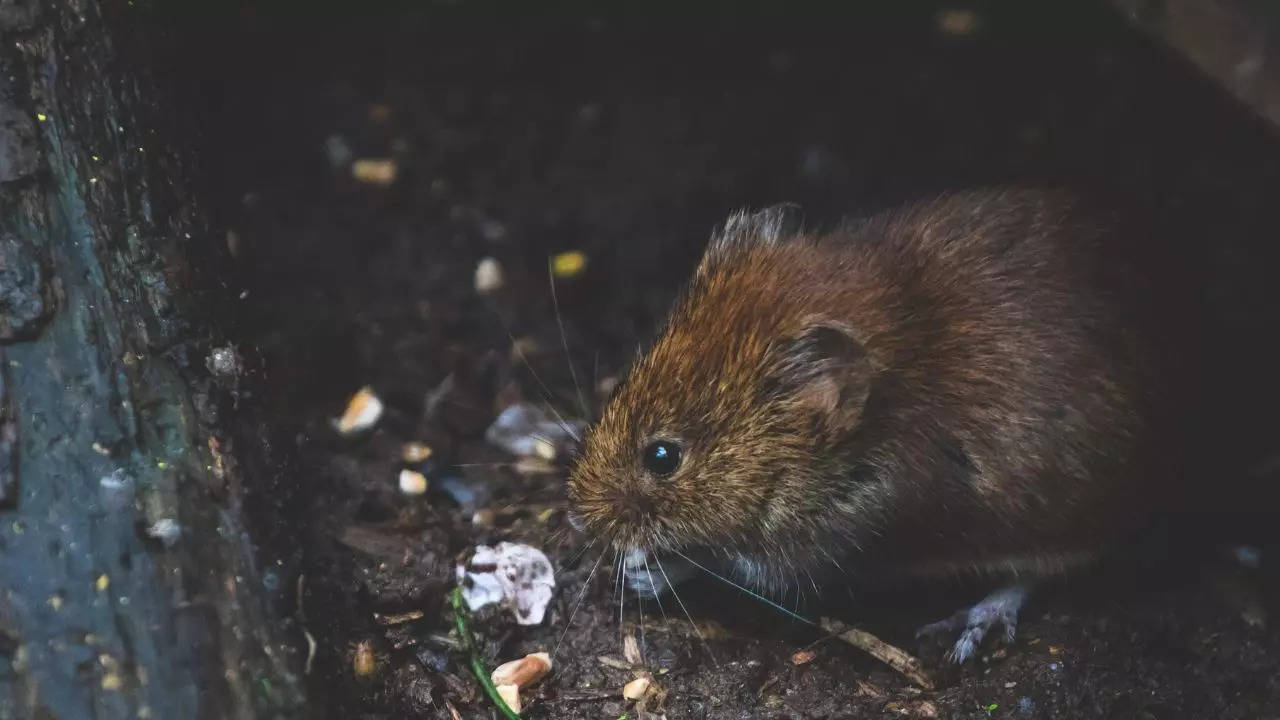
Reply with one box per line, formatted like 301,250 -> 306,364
819,617 -> 935,690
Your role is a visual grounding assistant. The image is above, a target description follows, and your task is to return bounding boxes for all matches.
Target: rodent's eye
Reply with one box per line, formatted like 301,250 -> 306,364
641,440 -> 682,477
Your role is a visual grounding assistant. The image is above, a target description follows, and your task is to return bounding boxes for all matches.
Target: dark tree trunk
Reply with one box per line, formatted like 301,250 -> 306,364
0,0 -> 302,717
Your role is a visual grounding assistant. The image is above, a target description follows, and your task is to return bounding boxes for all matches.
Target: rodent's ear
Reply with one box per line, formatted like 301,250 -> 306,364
705,204 -> 806,258
766,318 -> 872,432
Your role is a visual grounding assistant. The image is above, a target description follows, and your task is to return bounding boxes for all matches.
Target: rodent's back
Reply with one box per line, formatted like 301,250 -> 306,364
830,189 -> 1168,576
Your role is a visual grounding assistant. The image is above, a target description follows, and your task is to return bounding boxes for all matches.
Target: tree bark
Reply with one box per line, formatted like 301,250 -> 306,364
0,0 -> 303,717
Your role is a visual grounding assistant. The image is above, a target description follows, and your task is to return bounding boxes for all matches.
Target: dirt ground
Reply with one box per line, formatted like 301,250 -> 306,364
162,1 -> 1280,717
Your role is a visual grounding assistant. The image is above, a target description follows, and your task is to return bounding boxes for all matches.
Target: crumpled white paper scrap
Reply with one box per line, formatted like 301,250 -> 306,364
456,542 -> 556,625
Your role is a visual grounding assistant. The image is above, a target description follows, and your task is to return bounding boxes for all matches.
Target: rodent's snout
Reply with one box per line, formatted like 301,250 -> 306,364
567,481 -> 661,546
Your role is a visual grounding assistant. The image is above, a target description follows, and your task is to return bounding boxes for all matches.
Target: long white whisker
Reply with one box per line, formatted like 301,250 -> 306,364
642,554 -> 672,631
636,580 -> 646,663
619,552 -> 627,652
655,555 -> 718,667
562,536 -> 598,571
502,323 -> 582,443
670,549 -> 816,626
552,542 -> 610,664
548,260 -> 590,420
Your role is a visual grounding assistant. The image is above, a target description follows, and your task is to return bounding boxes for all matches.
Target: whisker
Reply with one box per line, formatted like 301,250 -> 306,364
496,315 -> 582,444
618,552 -> 627,652
548,260 -> 590,420
636,578 -> 647,662
655,555 -> 718,667
642,554 -> 673,631
562,535 -> 598,570
670,549 -> 816,627
552,541 -> 611,664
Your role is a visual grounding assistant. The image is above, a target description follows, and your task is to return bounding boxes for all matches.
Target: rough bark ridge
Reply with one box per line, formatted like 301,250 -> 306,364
0,0 -> 302,717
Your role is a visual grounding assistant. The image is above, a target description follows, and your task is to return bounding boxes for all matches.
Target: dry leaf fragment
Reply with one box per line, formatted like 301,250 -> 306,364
790,649 -> 817,665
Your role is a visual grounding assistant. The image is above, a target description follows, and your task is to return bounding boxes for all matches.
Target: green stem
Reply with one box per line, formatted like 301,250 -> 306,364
450,587 -> 523,719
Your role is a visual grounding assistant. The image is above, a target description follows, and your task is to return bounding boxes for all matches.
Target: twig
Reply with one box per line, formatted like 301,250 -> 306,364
450,587 -> 522,719
819,617 -> 935,690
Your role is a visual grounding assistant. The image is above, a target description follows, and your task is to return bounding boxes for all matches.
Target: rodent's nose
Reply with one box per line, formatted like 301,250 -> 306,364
613,493 -> 658,527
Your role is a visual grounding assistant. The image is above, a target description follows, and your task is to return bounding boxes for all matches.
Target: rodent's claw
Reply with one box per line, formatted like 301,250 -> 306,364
917,585 -> 1028,664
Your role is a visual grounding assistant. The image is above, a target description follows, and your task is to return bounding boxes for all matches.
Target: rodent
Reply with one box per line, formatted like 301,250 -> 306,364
565,187 -> 1246,650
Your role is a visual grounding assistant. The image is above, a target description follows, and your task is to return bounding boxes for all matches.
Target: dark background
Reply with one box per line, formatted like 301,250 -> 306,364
142,1 -> 1280,716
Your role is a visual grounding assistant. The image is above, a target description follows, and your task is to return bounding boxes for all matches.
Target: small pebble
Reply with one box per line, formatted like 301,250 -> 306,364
491,652 -> 551,689
146,519 -> 181,547
551,250 -> 588,278
474,257 -> 504,294
334,387 -> 383,435
622,675 -> 651,700
401,442 -> 433,463
351,158 -> 397,186
935,8 -> 979,35
324,134 -> 352,168
398,469 -> 428,496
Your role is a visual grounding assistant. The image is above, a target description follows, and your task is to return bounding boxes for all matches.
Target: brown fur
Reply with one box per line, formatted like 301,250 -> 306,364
568,187 -> 1188,592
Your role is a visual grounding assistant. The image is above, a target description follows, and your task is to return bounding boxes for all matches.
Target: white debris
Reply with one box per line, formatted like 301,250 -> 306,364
398,469 -> 428,496
484,403 -> 585,461
474,257 -> 505,294
455,542 -> 556,625
333,387 -> 383,435
146,518 -> 181,547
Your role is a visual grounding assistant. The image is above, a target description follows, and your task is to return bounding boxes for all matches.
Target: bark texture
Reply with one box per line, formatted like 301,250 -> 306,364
0,1 -> 303,717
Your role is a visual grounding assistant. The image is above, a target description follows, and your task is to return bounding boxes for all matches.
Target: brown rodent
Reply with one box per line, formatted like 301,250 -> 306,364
566,187 -> 1235,656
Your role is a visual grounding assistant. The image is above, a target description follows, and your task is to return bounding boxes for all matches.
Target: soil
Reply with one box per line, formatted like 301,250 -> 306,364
159,1 -> 1280,717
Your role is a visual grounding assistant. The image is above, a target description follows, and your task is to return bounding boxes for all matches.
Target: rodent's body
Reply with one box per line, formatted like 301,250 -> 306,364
569,187 -> 1214,598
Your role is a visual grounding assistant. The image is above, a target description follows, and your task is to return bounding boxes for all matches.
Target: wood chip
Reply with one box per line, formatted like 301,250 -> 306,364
491,651 -> 551,689
373,610 -> 424,626
819,618 -> 935,690
622,634 -> 643,665
597,655 -> 632,670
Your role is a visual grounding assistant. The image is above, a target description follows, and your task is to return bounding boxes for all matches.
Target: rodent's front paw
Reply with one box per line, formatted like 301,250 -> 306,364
916,585 -> 1028,663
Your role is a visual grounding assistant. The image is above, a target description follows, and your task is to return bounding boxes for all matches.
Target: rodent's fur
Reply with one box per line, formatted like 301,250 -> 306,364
568,187 -> 1203,595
